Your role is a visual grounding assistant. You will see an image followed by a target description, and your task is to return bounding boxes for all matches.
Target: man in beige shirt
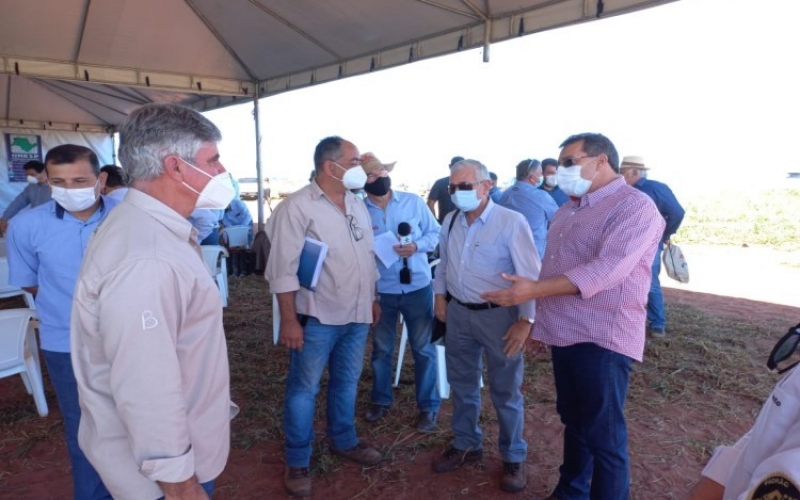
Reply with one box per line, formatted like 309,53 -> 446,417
266,136 -> 381,497
71,103 -> 237,500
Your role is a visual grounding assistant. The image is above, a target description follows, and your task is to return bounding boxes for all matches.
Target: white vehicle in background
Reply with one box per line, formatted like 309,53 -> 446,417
237,177 -> 271,201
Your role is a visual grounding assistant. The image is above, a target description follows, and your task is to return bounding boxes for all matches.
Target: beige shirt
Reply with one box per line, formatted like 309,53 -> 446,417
266,181 -> 378,324
70,189 -> 236,500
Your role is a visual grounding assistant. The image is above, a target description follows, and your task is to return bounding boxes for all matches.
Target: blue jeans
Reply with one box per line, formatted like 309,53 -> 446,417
42,350 -> 112,500
371,285 -> 440,412
551,343 -> 633,500
284,319 -> 369,468
647,245 -> 666,330
157,480 -> 214,499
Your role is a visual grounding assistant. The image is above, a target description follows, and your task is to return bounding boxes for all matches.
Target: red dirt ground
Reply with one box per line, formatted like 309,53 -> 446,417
2,243 -> 799,500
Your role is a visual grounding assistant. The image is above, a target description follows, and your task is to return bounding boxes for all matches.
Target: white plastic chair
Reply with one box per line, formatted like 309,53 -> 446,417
220,225 -> 250,249
0,257 -> 36,309
201,245 -> 229,307
0,308 -> 48,417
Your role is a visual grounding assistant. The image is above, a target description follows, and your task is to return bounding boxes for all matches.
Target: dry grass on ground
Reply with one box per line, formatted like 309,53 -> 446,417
0,276 -> 794,499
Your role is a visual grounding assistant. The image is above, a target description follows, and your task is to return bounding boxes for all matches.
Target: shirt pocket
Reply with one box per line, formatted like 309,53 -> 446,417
472,243 -> 507,276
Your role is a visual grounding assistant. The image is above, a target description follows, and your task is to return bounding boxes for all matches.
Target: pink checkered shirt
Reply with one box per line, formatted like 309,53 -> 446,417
533,177 -> 665,362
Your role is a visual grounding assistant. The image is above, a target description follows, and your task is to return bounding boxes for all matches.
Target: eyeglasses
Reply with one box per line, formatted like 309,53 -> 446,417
346,214 -> 364,242
558,155 -> 597,168
448,181 -> 479,195
767,323 -> 800,373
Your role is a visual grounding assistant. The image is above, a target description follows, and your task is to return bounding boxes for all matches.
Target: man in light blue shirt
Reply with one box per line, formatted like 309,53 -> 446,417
361,152 -> 442,432
432,159 -> 540,492
7,144 -> 118,500
498,158 -> 558,260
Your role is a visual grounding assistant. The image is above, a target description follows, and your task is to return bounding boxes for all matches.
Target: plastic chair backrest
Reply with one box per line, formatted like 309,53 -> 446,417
0,309 -> 36,373
221,226 -> 250,249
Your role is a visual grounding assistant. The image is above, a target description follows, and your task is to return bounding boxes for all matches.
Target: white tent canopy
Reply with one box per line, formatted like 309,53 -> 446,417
1,0 -> 677,131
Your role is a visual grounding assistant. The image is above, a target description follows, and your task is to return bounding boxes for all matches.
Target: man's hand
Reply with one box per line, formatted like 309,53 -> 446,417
392,242 -> 417,259
683,477 -> 724,500
280,317 -> 305,351
434,294 -> 448,322
0,219 -> 8,235
502,320 -> 532,357
158,477 -> 209,500
371,300 -> 381,327
482,273 -> 539,307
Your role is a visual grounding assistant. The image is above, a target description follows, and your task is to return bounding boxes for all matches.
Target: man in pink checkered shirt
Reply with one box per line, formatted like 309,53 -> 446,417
484,133 -> 664,500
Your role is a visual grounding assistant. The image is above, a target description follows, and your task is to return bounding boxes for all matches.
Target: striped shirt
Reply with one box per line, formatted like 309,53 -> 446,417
533,177 -> 664,362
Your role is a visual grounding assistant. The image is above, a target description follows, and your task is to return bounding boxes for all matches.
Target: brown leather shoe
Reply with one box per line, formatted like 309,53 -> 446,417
283,466 -> 311,497
364,403 -> 390,423
431,446 -> 483,473
415,411 -> 437,433
332,441 -> 382,466
500,461 -> 527,492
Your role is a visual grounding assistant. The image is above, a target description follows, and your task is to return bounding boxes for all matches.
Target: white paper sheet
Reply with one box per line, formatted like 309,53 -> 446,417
373,231 -> 400,269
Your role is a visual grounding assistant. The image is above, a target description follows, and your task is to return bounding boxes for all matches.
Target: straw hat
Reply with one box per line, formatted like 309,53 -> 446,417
361,152 -> 396,175
620,155 -> 649,170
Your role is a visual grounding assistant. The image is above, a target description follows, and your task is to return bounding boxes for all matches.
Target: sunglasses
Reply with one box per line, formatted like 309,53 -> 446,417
448,181 -> 479,195
767,323 -> 800,373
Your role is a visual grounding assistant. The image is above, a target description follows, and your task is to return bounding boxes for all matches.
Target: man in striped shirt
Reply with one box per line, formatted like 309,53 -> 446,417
484,133 -> 664,500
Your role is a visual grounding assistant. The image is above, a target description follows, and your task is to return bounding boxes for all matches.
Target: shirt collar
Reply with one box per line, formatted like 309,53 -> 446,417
124,188 -> 195,242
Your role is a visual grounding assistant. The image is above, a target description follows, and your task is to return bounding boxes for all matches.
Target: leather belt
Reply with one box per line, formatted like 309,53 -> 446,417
453,298 -> 502,311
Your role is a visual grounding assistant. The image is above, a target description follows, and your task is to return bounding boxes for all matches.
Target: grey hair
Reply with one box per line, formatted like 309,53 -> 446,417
118,103 -> 222,181
451,159 -> 489,182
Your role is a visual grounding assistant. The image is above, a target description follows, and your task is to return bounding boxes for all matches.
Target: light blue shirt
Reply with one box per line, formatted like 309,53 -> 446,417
188,208 -> 222,242
365,190 -> 441,294
498,180 -> 558,260
222,198 -> 254,243
433,200 -> 539,319
6,197 -> 119,352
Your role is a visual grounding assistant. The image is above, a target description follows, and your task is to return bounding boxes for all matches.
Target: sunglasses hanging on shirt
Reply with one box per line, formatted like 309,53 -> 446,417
767,322 -> 800,374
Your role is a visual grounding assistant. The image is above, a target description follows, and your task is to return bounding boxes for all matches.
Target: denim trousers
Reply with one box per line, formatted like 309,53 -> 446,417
284,319 -> 369,468
647,245 -> 666,329
42,350 -> 112,500
550,343 -> 633,500
370,285 -> 440,412
444,302 -> 526,463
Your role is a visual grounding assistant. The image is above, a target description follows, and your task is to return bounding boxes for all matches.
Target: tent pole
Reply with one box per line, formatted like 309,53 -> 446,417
483,19 -> 491,63
253,86 -> 265,231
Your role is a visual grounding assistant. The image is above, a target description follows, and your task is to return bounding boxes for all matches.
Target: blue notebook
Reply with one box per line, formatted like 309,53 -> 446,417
297,237 -> 328,291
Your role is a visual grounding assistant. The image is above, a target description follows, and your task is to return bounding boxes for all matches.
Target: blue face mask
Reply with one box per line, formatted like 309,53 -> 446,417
534,175 -> 544,188
450,190 -> 481,212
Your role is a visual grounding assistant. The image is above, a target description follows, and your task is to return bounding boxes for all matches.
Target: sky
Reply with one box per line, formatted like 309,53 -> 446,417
205,0 -> 800,198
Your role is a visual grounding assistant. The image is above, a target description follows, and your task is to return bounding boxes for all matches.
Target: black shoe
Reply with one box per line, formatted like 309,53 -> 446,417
364,403 -> 389,422
415,411 -> 437,433
431,446 -> 483,473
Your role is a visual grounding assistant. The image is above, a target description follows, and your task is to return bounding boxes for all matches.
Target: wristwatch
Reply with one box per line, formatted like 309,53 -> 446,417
518,316 -> 535,324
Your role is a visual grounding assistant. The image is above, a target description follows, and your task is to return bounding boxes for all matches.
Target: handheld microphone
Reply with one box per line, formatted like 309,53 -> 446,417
397,222 -> 412,284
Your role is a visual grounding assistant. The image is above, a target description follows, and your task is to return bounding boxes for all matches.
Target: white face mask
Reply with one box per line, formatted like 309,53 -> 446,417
450,189 -> 481,212
180,158 -> 235,209
556,165 -> 598,198
51,181 -> 99,212
544,175 -> 557,188
26,175 -> 39,185
333,162 -> 368,190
